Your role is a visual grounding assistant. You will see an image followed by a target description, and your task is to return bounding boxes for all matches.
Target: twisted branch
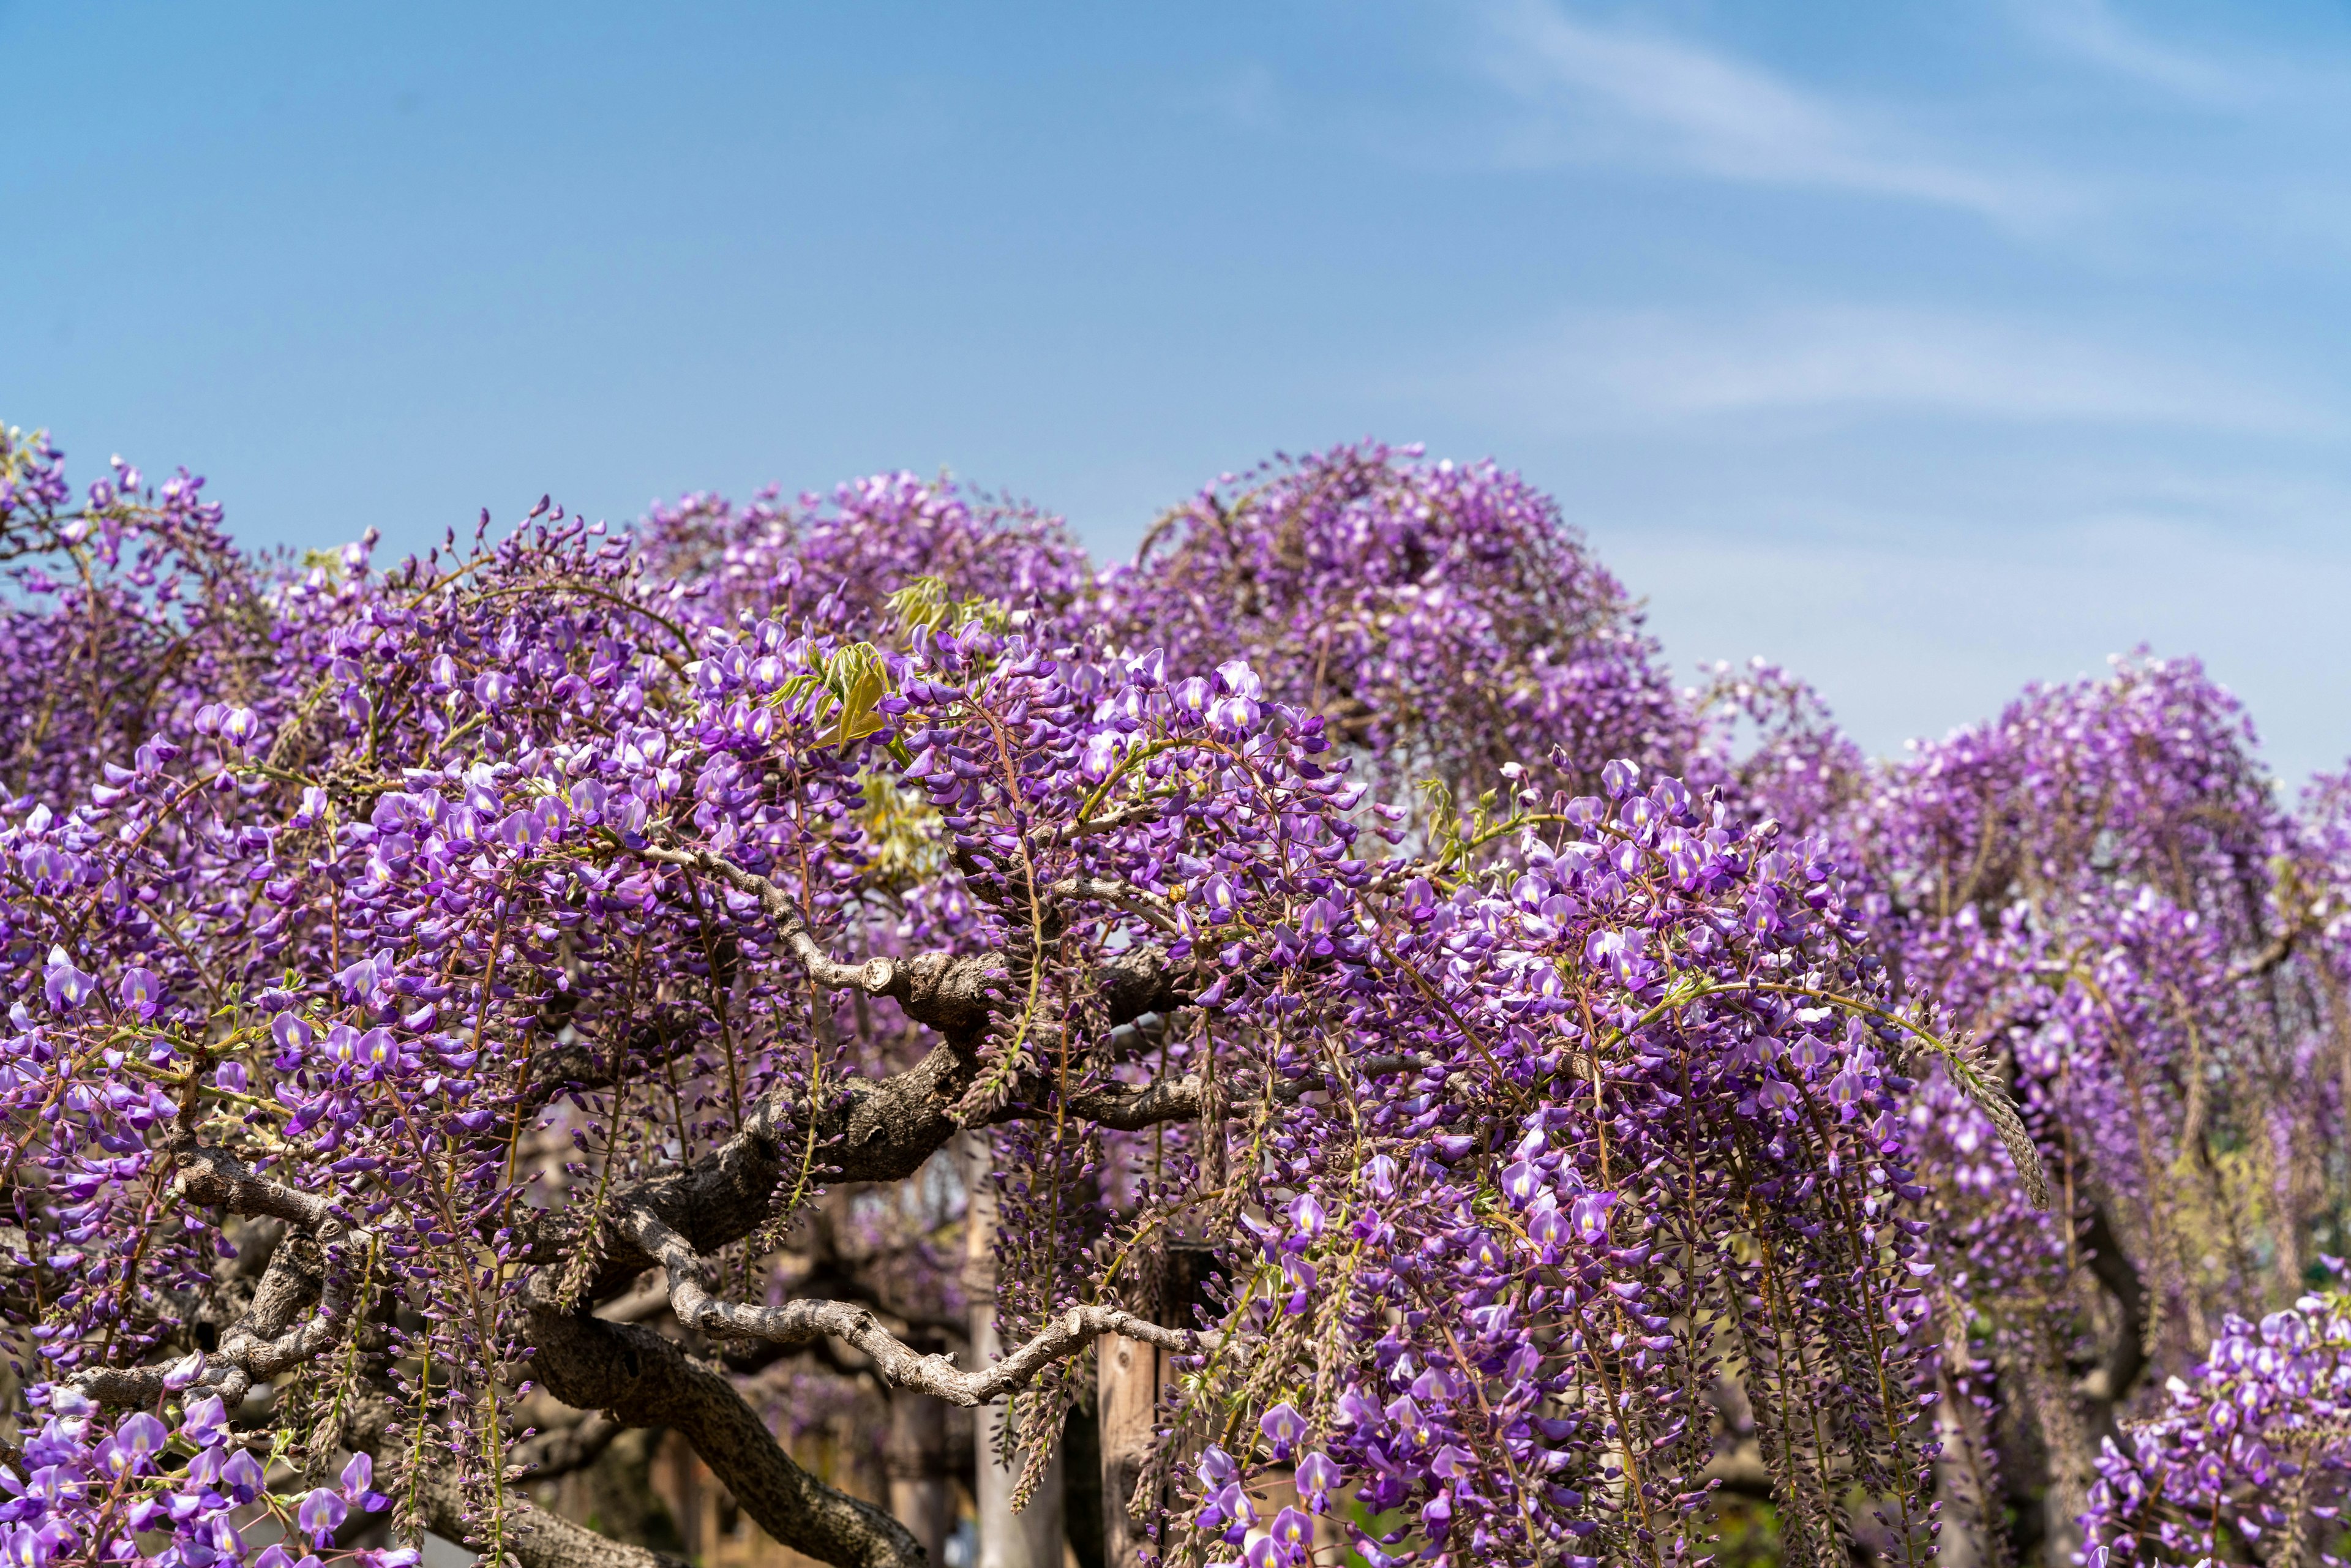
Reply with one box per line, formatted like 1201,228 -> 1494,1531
524,1299 -> 926,1568
626,1206 -> 1198,1408
74,1146 -> 367,1408
638,846 -> 999,1032
167,1140 -> 371,1246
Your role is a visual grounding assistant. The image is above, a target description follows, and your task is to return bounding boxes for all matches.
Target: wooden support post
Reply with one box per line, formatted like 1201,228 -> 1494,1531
962,1131 -> 1066,1568
1098,1242 -> 1221,1567
1097,1331 -> 1158,1568
887,1386 -> 952,1567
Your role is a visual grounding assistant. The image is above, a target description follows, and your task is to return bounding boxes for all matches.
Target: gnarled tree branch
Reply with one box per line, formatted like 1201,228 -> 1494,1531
524,1299 -> 926,1568
167,1139 -> 370,1246
2076,1199 -> 2149,1436
76,1147 -> 367,1408
626,1206 -> 1199,1408
638,847 -> 1000,1033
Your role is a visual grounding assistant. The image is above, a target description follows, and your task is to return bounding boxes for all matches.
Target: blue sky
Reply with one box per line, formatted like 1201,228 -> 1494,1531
7,1 -> 2349,779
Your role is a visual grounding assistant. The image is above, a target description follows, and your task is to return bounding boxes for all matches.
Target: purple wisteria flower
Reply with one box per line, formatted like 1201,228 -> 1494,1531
0,421 -> 2336,1568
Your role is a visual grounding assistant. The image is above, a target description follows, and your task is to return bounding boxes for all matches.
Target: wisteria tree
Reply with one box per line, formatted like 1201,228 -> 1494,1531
1802,659 -> 2350,1566
0,424 -> 2021,1568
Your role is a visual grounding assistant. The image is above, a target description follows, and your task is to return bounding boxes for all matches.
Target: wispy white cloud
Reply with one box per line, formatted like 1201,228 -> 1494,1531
2012,0 -> 2249,103
1480,0 -> 2058,222
1452,306 -> 2329,435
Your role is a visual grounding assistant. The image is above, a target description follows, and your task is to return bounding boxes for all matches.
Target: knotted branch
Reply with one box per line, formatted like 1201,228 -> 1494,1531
74,1145 -> 369,1407
523,1300 -> 926,1568
638,846 -> 999,1032
625,1206 -> 1199,1408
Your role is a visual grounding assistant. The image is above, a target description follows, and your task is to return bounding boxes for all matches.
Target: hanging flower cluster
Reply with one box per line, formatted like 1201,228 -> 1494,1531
0,426 -> 1981,1568
1101,441 -> 1696,820
32,419 -> 2351,1568
638,468 -> 1090,635
0,424 -> 263,804
1148,759 -> 1960,1568
1828,654 -> 2351,1562
0,1383 -> 397,1568
2083,1282 -> 2351,1566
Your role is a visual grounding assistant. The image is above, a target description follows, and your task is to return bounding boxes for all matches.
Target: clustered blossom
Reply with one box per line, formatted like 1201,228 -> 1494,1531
2084,1283 -> 2351,1565
0,1379 -> 397,1568
1150,761 -> 1948,1567
1,417 -> 2343,1568
0,427 -> 258,805
637,469 -> 1090,637
1813,655 -> 2351,1562
0,424 -> 1946,1568
1103,442 -> 1697,820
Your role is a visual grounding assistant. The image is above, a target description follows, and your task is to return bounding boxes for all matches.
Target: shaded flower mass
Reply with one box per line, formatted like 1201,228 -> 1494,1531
0,419 -> 2342,1568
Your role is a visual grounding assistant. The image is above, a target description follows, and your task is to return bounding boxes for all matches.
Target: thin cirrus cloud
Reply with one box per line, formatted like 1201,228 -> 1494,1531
1477,0 -> 2060,223
2011,0 -> 2251,103
1454,308 -> 2331,437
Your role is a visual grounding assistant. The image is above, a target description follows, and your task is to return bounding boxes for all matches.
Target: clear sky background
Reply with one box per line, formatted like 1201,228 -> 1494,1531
7,1 -> 2348,779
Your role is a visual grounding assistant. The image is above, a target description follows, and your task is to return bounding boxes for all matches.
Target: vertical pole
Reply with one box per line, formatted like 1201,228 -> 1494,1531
964,1131 -> 1067,1567
1096,1332 -> 1157,1568
887,1386 -> 952,1567
1063,1401 -> 1106,1568
1099,1243 -> 1223,1567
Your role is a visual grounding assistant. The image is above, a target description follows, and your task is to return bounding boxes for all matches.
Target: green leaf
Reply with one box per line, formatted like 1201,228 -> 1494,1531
825,643 -> 890,748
